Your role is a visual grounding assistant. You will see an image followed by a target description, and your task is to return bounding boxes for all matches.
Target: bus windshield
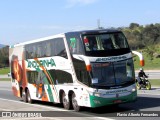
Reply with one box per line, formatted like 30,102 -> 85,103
91,59 -> 135,88
82,32 -> 129,56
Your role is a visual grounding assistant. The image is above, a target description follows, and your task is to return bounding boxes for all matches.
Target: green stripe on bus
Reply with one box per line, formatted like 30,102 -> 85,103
89,91 -> 137,107
47,84 -> 54,102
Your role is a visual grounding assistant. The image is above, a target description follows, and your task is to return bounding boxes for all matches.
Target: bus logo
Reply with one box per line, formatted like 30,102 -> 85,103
27,58 -> 56,69
96,56 -> 127,62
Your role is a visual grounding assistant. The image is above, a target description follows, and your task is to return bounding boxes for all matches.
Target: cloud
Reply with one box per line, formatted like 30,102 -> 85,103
66,0 -> 98,8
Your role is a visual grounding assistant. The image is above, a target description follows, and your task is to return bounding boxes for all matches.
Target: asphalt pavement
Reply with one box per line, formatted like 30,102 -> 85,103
1,81 -> 160,120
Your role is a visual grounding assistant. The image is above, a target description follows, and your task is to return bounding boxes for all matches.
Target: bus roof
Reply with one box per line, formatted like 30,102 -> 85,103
11,29 -> 121,48
65,29 -> 121,35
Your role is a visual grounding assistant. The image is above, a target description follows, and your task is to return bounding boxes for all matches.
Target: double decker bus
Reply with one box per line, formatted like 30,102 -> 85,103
9,29 -> 143,111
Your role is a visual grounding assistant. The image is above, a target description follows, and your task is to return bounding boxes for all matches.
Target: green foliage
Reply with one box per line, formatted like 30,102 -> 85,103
134,48 -> 160,70
0,67 -> 10,74
149,79 -> 160,87
123,23 -> 160,70
0,78 -> 11,81
0,46 -> 9,68
122,23 -> 160,50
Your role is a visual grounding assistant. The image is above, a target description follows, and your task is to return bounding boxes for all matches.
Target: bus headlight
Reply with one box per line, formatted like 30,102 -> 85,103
88,91 -> 94,96
132,88 -> 136,92
94,92 -> 101,97
131,85 -> 136,92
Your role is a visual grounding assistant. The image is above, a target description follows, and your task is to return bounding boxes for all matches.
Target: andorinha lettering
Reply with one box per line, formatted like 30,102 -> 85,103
106,89 -> 128,94
27,58 -> 56,68
96,56 -> 127,62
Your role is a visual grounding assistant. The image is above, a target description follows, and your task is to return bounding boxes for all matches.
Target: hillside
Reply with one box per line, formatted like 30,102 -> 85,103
121,23 -> 160,50
0,44 -> 5,48
120,23 -> 160,70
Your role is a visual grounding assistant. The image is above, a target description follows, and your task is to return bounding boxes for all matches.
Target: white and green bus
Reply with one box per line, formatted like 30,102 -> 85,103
9,29 -> 143,111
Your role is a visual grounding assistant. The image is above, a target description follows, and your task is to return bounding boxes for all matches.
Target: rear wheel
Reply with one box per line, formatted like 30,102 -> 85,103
72,93 -> 81,112
22,89 -> 27,102
26,89 -> 33,103
62,92 -> 71,110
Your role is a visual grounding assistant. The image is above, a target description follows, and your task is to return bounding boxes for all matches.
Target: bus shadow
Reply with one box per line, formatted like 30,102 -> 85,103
19,96 -> 160,114
78,96 -> 160,115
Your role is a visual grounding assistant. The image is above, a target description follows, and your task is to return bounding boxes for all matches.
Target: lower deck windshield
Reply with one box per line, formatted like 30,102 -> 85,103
91,59 -> 135,88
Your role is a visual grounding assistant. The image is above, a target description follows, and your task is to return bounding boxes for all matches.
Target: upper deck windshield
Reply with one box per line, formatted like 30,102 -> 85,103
82,32 -> 130,56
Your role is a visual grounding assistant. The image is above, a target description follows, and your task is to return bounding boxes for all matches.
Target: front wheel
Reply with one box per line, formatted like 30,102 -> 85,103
146,81 -> 151,90
72,93 -> 81,112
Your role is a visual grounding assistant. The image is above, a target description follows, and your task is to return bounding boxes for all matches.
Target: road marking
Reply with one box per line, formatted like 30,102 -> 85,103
0,108 -> 12,111
93,117 -> 115,120
0,98 -> 115,120
0,98 -> 67,111
138,92 -> 160,96
0,88 -> 12,91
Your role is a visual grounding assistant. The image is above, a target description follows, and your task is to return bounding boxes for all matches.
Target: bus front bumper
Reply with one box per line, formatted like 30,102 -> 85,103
89,91 -> 137,108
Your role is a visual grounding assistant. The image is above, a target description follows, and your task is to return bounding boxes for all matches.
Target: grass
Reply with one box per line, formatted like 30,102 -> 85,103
0,78 -> 11,81
133,50 -> 160,70
150,79 -> 160,87
0,67 -> 10,75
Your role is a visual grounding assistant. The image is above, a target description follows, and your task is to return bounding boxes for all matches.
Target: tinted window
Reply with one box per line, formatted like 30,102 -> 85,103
25,38 -> 67,59
27,70 -> 73,84
65,33 -> 85,55
83,32 -> 129,52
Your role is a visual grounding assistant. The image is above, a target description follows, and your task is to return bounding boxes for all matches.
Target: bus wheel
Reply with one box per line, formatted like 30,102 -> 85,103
72,93 -> 81,111
26,89 -> 33,103
62,92 -> 71,110
22,89 -> 27,102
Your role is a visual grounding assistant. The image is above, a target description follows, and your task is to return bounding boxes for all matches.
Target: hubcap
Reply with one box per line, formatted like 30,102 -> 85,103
63,95 -> 68,107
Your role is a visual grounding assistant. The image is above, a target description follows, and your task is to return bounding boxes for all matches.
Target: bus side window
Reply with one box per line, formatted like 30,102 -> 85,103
55,70 -> 73,84
37,44 -> 42,58
45,42 -> 52,57
55,38 -> 67,59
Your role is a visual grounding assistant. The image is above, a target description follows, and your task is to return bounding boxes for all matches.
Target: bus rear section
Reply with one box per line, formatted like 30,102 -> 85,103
9,35 -> 74,104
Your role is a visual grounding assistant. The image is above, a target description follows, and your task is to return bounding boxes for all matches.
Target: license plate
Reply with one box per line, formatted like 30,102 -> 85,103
113,100 -> 122,104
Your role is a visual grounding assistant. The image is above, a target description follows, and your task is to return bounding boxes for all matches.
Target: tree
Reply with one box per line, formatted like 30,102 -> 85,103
129,23 -> 140,29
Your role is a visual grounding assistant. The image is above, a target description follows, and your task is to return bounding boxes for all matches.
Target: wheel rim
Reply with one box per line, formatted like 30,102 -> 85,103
27,91 -> 31,102
72,97 -> 78,109
72,93 -> 80,111
62,93 -> 70,109
22,90 -> 27,102
146,83 -> 151,90
63,97 -> 68,107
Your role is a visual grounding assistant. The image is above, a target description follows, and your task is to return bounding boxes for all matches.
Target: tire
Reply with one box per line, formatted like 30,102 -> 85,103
146,82 -> 151,90
72,93 -> 81,112
62,92 -> 71,110
26,89 -> 33,103
136,82 -> 141,90
22,89 -> 27,102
